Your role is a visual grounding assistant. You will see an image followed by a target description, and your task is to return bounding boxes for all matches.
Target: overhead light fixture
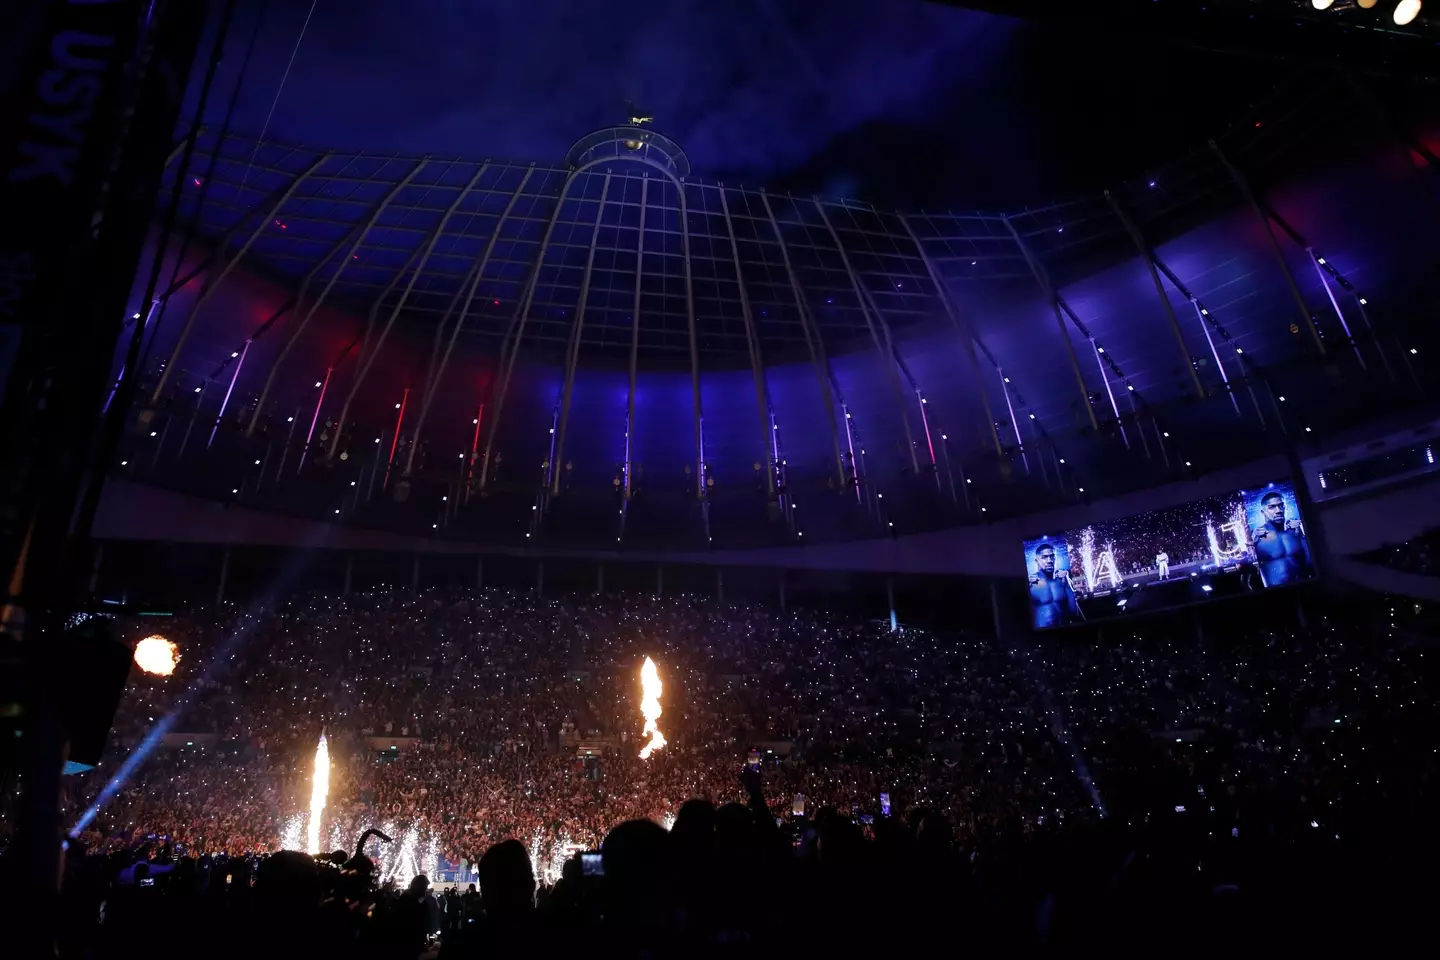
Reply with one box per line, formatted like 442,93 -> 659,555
1312,0 -> 1335,7
1395,0 -> 1422,25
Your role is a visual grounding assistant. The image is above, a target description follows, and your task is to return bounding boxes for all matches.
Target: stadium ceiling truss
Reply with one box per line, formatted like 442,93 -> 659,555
121,75 -> 1433,545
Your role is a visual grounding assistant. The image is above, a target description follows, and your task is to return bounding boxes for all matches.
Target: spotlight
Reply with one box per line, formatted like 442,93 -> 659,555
1311,0 -> 1334,8
1395,0 -> 1421,25
1358,0 -> 1377,7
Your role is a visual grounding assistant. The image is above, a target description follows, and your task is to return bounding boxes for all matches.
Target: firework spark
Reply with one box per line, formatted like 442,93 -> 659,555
280,813 -> 304,852
133,636 -> 179,676
306,733 -> 330,855
638,656 -> 666,760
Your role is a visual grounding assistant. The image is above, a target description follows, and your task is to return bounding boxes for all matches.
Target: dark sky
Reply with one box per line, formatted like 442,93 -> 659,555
195,0 -> 1283,210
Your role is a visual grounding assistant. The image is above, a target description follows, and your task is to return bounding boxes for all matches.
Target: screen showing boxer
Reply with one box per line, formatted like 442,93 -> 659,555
1022,480 -> 1313,629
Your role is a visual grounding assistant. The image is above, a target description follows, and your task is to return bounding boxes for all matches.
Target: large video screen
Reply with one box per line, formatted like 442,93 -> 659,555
1023,480 -> 1314,629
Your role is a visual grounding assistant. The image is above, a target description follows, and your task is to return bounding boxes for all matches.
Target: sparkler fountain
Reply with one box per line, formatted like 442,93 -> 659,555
306,732 -> 330,855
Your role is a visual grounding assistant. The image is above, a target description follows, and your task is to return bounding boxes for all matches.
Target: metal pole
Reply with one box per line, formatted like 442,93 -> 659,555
1189,300 -> 1242,416
176,382 -> 207,459
718,185 -> 777,497
998,368 -> 1028,466
760,192 -> 847,488
1105,190 -> 1205,397
814,199 -> 919,473
898,212 -> 1004,456
207,338 -> 250,448
1003,216 -> 1099,431
298,369 -> 332,473
216,547 -> 230,606
482,173 -> 583,490
552,174 -> 612,494
329,161 -> 480,458
1090,338 -> 1129,449
679,184 -> 705,499
1308,250 -> 1366,370
384,387 -> 411,488
248,158 -> 430,433
1209,140 -> 1325,355
407,167 -> 533,475
151,153 -> 329,401
625,178 -> 649,500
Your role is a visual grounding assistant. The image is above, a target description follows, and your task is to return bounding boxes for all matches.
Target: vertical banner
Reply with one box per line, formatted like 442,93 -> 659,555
0,0 -> 207,594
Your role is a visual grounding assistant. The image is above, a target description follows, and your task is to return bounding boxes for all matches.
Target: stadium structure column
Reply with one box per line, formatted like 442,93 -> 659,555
482,165 -> 589,491
717,185 -> 777,499
758,191 -> 848,491
678,183 -> 706,501
813,199 -> 920,474
1209,140 -> 1325,356
151,153 -> 330,402
897,214 -> 1004,458
552,174 -> 612,495
1002,217 -> 1099,432
330,160 -> 484,460
1104,191 -> 1206,399
624,177 -> 650,500
248,160 -> 430,433
409,166 -> 535,478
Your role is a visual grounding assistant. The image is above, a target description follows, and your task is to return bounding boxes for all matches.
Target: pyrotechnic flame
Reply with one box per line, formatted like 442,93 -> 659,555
638,656 -> 666,760
306,733 -> 330,855
133,636 -> 179,676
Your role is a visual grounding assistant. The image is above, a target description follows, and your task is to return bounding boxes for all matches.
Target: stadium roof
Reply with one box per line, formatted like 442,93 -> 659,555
112,6 -> 1440,549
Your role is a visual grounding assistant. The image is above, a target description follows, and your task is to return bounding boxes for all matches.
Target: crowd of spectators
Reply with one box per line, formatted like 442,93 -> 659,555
12,586 -> 1437,955
1354,528 -> 1440,577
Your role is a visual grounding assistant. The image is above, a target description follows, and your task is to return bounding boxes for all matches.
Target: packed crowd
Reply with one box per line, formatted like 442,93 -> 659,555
1355,528 -> 1440,577
9,586 -> 1431,955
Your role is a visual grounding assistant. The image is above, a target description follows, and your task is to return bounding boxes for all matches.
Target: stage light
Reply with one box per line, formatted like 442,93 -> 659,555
1411,348 -> 1418,355
314,382 -> 321,388
1312,0 -> 1334,9
1278,396 -> 1286,402
1201,584 -> 1213,593
1059,458 -> 1065,464
1078,487 -> 1085,493
1003,377 -> 1010,383
1097,346 -> 1104,353
1358,0 -> 1378,7
231,351 -> 239,358
1359,298 -> 1368,305
287,416 -> 294,422
1395,0 -> 1421,25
